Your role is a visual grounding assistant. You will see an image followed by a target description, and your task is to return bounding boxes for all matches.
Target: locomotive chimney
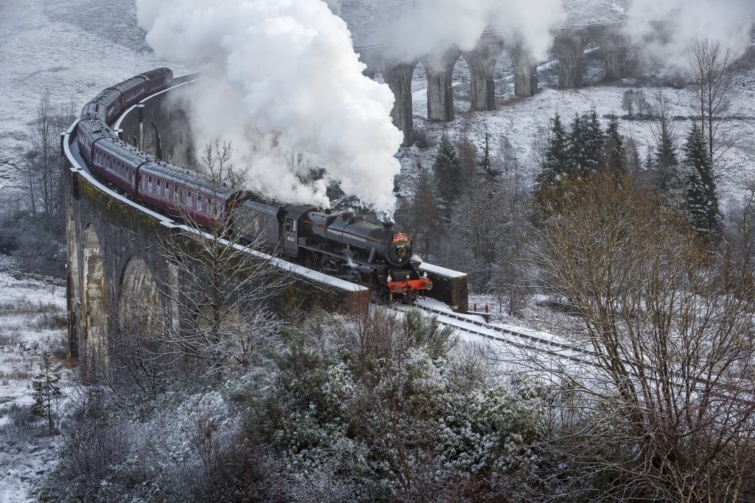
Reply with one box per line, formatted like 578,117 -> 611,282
382,221 -> 394,230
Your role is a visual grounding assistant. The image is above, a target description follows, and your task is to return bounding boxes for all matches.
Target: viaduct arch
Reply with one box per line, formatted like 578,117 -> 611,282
357,22 -> 635,146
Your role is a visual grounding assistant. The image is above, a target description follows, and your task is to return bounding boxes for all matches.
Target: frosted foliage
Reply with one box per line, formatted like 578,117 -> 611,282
136,0 -> 403,214
383,0 -> 566,61
627,0 -> 755,64
269,324 -> 547,498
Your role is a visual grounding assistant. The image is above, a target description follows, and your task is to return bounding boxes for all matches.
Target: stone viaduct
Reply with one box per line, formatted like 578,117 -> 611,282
357,21 -> 653,146
63,75 -> 468,380
63,76 -> 369,380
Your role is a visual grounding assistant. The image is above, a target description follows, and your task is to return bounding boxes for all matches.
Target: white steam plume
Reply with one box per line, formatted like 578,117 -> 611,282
489,0 -> 567,61
136,0 -> 403,215
626,0 -> 755,65
382,0 -> 566,62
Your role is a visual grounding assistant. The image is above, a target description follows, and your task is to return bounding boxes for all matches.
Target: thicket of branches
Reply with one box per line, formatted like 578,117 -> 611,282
109,141 -> 288,391
534,173 -> 755,501
395,128 -> 532,314
0,90 -> 74,277
43,304 -> 558,502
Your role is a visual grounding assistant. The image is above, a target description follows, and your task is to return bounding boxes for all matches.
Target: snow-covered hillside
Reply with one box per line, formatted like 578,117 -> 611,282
0,263 -> 69,503
0,0 -> 183,210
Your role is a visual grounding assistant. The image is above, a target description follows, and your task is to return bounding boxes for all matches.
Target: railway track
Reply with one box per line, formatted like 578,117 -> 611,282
388,302 -> 602,368
390,303 -> 753,403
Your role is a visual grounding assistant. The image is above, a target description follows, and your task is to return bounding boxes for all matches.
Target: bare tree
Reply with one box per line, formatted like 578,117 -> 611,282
534,173 -> 755,501
620,89 -> 651,119
16,91 -> 76,215
116,141 -> 289,382
686,38 -> 739,163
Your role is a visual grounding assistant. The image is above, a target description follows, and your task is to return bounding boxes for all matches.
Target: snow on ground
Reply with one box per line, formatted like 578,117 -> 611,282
0,260 -> 71,503
0,0 -> 184,210
402,48 -> 755,214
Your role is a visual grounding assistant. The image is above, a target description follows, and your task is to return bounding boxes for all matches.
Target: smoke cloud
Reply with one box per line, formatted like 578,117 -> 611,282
381,0 -> 566,62
135,0 -> 403,215
626,0 -> 755,65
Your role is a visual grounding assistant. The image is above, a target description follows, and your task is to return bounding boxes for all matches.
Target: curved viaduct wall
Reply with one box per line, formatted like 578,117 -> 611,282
64,76 -> 369,381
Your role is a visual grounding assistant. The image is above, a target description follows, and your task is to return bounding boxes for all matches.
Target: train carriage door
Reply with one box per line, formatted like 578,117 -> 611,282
284,217 -> 298,257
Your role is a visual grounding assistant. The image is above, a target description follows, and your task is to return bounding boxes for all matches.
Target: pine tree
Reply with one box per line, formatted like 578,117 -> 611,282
456,131 -> 478,199
410,164 -> 443,257
683,123 -> 719,237
432,134 -> 461,215
566,113 -> 585,174
478,127 -> 498,178
602,115 -> 625,174
567,111 -> 604,176
583,110 -> 605,173
652,91 -> 684,201
536,113 -> 569,188
653,127 -> 680,196
31,354 -> 62,434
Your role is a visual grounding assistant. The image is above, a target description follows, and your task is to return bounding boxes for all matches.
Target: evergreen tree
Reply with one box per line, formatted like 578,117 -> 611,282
653,127 -> 681,196
567,111 -> 604,176
432,134 -> 461,215
456,131 -> 478,199
410,164 -> 443,257
652,91 -> 684,201
478,127 -> 498,178
31,354 -> 62,434
566,113 -> 585,174
535,113 -> 569,188
602,115 -> 625,174
683,123 -> 719,237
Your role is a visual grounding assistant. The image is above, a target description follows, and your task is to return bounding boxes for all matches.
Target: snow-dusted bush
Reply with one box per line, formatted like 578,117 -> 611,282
247,307 -> 552,501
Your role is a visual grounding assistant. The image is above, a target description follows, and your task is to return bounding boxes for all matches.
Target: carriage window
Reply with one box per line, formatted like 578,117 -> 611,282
147,176 -> 153,192
196,196 -> 202,211
174,189 -> 180,203
186,191 -> 192,205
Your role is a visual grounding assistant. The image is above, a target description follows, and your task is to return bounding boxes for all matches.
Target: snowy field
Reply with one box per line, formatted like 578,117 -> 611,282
0,259 -> 70,503
0,0 -> 184,211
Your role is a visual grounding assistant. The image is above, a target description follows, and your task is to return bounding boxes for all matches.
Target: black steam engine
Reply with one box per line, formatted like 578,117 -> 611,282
74,69 -> 432,301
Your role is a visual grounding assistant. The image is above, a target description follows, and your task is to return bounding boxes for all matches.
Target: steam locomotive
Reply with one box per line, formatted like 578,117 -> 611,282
75,69 -> 431,301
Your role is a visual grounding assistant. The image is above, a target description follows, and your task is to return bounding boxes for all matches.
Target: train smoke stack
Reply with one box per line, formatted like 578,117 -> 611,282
382,221 -> 395,231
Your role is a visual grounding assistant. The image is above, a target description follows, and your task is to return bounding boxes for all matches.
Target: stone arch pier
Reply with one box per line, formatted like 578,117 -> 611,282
356,22 -> 633,146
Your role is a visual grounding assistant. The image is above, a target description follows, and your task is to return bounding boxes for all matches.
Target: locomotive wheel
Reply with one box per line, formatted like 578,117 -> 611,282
320,256 -> 340,275
374,285 -> 393,304
302,250 -> 319,270
403,291 -> 417,304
